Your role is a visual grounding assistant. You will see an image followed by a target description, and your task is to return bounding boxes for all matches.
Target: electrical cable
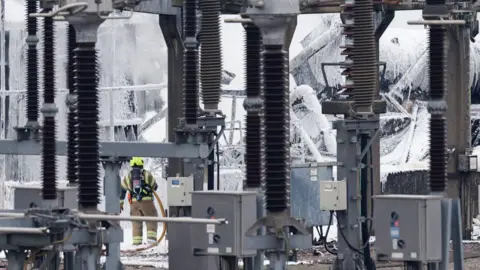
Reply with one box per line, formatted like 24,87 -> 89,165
360,135 -> 372,269
101,190 -> 167,255
216,141 -> 220,190
207,142 -> 215,190
333,212 -> 377,270
369,143 -> 374,219
333,211 -> 363,255
316,211 -> 337,255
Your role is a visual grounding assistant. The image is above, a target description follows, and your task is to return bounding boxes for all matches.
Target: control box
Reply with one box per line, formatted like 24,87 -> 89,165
13,185 -> 78,210
167,176 -> 193,207
373,195 -> 442,263
319,181 -> 347,211
191,191 -> 257,257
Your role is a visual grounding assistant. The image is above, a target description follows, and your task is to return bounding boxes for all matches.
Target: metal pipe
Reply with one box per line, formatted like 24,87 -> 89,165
224,18 -> 252,23
0,83 -> 166,95
407,20 -> 465,25
0,212 -> 27,217
0,211 -> 227,224
77,213 -> 227,224
0,227 -> 48,234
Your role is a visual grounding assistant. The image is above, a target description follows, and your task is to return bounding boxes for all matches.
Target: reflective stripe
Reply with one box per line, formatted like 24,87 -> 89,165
121,176 -> 130,191
144,172 -> 152,186
124,175 -> 131,190
132,236 -> 143,245
131,196 -> 153,201
147,231 -> 157,239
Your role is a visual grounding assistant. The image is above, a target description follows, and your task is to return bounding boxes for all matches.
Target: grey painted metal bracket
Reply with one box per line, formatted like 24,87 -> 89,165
320,62 -> 387,89
0,221 -> 123,250
451,199 -> 465,270
246,215 -> 309,235
244,234 -> 311,250
440,199 -> 452,270
0,139 -> 209,158
322,100 -> 387,115
134,0 -> 179,15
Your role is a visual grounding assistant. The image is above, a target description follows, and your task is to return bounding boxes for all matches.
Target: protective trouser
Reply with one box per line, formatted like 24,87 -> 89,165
130,200 -> 158,245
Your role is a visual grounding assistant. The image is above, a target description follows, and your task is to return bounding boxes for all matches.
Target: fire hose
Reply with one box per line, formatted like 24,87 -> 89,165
116,190 -> 167,254
97,190 -> 167,255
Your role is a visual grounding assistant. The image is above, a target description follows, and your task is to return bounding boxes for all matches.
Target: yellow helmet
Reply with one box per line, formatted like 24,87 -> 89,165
130,157 -> 144,167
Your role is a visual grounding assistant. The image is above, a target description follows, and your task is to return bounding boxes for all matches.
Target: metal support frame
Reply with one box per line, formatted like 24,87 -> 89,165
159,10 -> 184,178
332,119 -> 379,270
169,0 -> 427,14
1,30 -> 9,139
168,115 -> 225,270
0,2 -> 224,269
438,198 -> 464,270
158,7 -> 224,270
0,210 -> 225,258
101,157 -> 126,270
0,139 -> 210,158
444,5 -> 477,239
0,0 -> 472,269
243,191 -> 266,270
241,2 -> 313,269
371,10 -> 394,228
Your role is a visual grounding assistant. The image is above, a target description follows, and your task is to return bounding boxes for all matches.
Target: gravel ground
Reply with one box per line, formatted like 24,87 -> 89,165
122,242 -> 480,270
123,258 -> 480,270
2,243 -> 478,269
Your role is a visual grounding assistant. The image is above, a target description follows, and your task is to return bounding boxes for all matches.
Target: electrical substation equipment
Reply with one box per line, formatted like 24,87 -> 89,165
0,0 -> 476,268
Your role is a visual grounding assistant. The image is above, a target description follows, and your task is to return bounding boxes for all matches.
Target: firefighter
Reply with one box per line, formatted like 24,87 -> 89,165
120,157 -> 159,245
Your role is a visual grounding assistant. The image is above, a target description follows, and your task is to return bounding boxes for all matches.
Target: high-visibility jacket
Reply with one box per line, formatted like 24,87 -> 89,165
120,169 -> 158,203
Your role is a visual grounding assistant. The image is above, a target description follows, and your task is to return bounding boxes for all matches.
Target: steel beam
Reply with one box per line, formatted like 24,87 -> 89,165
0,139 -> 209,158
160,13 -> 184,177
134,0 -> 179,15
446,21 -> 475,239
371,10 -> 394,230
2,31 -> 9,139
333,119 -> 379,269
159,10 -> 217,270
134,0 -> 424,16
102,160 -> 123,270
300,0 -> 424,13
